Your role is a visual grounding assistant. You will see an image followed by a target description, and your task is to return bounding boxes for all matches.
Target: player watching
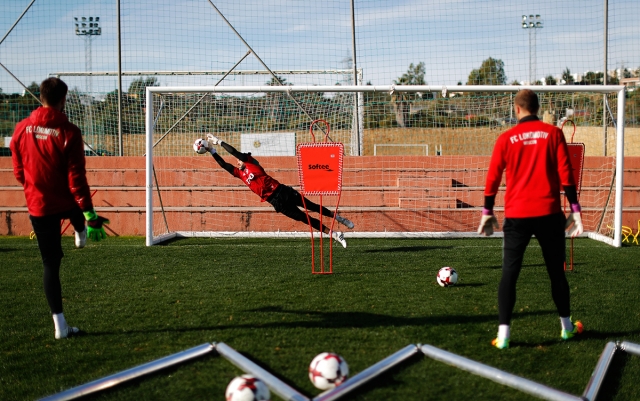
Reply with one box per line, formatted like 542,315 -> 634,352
478,89 -> 584,350
10,77 -> 109,339
195,134 -> 354,248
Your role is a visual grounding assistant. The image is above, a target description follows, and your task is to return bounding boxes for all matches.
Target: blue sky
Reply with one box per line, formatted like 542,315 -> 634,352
1,0 -> 638,94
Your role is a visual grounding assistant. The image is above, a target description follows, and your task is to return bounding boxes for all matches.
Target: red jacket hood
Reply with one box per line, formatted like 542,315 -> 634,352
29,106 -> 69,127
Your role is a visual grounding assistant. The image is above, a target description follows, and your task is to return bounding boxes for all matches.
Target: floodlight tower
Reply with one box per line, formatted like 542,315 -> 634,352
74,17 -> 101,142
521,14 -> 543,84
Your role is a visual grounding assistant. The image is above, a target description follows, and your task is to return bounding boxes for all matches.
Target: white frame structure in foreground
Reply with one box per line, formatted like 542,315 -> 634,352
40,340 -> 640,401
145,85 -> 626,247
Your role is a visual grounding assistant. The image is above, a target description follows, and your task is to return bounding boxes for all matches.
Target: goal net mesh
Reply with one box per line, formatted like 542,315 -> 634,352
148,87 -> 620,244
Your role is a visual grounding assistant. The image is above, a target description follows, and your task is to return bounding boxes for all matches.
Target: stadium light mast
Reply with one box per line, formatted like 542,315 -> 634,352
521,14 -> 543,84
74,16 -> 101,145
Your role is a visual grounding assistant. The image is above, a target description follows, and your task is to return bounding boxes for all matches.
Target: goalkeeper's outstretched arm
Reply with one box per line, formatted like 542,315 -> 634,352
211,152 -> 235,175
220,141 -> 249,163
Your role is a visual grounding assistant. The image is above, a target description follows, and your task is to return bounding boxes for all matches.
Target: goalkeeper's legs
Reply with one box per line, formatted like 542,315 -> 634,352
295,192 -> 354,229
30,213 -> 80,339
276,202 -> 347,248
499,218 -> 532,325
534,213 -> 581,338
493,218 -> 531,348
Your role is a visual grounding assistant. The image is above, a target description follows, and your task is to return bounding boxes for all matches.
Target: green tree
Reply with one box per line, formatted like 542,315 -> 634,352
545,75 -> 557,86
561,68 -> 574,85
266,75 -> 288,86
467,58 -> 506,85
394,62 -> 426,86
23,81 -> 40,99
127,77 -> 158,99
391,63 -> 426,127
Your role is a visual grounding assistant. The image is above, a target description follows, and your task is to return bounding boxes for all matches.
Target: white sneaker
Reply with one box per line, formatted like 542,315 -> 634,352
336,215 -> 355,229
75,228 -> 87,248
332,231 -> 347,248
55,326 -> 80,339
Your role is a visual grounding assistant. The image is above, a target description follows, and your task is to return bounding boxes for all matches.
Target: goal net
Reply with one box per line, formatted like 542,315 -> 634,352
145,85 -> 626,246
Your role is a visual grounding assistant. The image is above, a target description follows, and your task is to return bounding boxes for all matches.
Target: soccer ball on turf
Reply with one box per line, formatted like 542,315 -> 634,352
308,352 -> 349,390
436,267 -> 458,287
225,374 -> 270,401
193,138 -> 209,154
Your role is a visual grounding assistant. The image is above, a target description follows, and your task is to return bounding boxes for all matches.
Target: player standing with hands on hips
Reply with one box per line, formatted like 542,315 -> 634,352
193,134 -> 354,248
477,89 -> 584,349
11,77 -> 110,339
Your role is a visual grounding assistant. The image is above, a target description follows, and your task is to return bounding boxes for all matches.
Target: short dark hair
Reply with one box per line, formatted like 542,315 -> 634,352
514,89 -> 539,115
39,77 -> 68,107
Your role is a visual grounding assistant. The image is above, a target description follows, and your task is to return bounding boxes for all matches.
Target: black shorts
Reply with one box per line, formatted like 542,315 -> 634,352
267,185 -> 305,220
29,207 -> 85,262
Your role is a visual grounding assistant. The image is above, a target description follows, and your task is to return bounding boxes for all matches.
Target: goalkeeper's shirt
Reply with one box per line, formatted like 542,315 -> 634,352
484,115 -> 575,218
232,155 -> 280,202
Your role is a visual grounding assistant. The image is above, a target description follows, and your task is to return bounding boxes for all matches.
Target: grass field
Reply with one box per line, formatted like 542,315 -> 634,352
1,236 -> 640,401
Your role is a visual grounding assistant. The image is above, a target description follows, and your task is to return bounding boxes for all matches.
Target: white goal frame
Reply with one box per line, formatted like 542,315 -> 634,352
145,85 -> 626,247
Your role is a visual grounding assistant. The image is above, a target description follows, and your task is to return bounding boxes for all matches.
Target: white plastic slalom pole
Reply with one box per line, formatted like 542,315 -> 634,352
39,343 -> 214,401
313,344 -> 420,401
214,342 -> 309,401
419,344 -> 583,401
582,342 -> 617,401
619,341 -> 640,356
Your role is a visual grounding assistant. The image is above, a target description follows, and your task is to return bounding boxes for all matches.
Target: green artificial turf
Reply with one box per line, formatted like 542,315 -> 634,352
1,236 -> 639,400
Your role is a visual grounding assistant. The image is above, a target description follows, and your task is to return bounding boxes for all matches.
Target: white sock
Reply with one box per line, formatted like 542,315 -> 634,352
560,316 -> 573,331
53,313 -> 67,334
498,324 -> 510,340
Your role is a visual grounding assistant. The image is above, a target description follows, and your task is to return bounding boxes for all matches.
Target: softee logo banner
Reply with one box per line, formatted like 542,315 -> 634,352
297,143 -> 343,195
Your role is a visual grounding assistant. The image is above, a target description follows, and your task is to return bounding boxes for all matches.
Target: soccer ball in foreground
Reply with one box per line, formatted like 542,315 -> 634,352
437,267 -> 458,287
309,352 -> 349,390
193,138 -> 209,154
225,375 -> 270,401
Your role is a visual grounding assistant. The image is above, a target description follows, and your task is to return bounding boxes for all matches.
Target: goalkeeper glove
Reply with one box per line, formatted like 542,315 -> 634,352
565,203 -> 583,238
209,147 -> 217,155
206,133 -> 221,145
83,209 -> 110,241
477,208 -> 499,236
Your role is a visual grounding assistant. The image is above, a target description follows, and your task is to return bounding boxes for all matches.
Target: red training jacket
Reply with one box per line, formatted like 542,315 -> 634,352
10,106 -> 94,217
484,117 -> 575,218
232,155 -> 280,201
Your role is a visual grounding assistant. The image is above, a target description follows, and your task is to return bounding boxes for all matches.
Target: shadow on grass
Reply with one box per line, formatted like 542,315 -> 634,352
81,308 -> 559,337
476,261 -> 586,270
507,329 -> 640,349
453,283 -> 486,288
341,351 -> 424,398
66,354 -> 215,401
155,236 -> 194,246
363,245 -> 454,253
597,349 -> 630,401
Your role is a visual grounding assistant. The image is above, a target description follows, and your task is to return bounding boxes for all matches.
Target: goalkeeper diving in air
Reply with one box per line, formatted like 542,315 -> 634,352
193,134 -> 354,248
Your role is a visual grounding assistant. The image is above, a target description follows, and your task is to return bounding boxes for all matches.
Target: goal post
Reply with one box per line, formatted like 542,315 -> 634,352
145,85 -> 626,247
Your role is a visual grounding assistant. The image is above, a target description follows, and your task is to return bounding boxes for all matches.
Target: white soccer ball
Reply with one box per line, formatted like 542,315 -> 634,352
437,267 -> 458,287
308,352 -> 349,390
225,374 -> 270,401
193,138 -> 209,154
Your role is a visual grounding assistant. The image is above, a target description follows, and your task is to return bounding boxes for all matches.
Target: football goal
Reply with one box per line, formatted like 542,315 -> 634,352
145,85 -> 626,247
